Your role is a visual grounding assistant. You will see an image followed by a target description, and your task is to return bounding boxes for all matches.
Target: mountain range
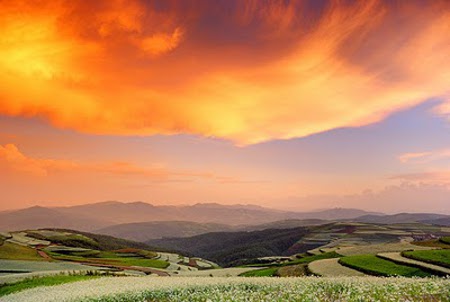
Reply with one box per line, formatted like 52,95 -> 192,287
0,201 -> 377,233
1,201 -> 449,241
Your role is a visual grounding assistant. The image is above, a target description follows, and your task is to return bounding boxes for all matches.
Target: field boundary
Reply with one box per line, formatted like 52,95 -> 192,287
377,252 -> 450,277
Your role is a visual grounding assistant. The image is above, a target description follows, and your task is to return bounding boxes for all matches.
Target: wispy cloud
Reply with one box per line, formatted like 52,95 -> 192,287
398,148 -> 450,164
0,1 -> 448,144
0,143 -> 254,184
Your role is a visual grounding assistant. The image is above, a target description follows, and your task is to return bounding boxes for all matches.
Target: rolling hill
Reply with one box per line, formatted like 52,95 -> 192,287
147,227 -> 311,267
355,213 -> 450,224
0,206 -> 110,232
0,201 -> 379,232
423,217 -> 450,226
96,221 -> 235,241
96,219 -> 330,241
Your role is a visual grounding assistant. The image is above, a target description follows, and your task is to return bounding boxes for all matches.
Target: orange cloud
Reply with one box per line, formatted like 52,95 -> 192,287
0,143 -> 167,178
0,143 -> 247,184
139,27 -> 184,56
0,1 -> 449,144
0,144 -> 76,176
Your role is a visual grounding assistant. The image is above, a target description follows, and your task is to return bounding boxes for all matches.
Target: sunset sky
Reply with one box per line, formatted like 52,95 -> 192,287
1,0 -> 449,213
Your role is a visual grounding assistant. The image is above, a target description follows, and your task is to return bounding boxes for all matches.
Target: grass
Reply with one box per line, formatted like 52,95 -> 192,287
283,251 -> 340,266
0,274 -> 98,297
339,255 -> 432,277
413,239 -> 450,249
46,249 -> 169,269
276,264 -> 308,277
239,267 -> 279,277
378,252 -> 450,276
0,242 -> 46,261
403,249 -> 450,269
26,231 -> 100,250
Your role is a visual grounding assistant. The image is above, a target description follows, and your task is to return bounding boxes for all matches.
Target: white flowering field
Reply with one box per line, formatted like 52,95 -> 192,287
2,276 -> 450,302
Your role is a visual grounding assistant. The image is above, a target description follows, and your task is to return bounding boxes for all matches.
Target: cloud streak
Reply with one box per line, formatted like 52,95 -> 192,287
0,143 -> 251,184
0,0 -> 449,144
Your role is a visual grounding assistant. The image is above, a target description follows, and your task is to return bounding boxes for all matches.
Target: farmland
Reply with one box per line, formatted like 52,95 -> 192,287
2,224 -> 450,300
378,252 -> 450,276
0,274 -> 98,297
45,247 -> 170,269
339,255 -> 432,277
308,258 -> 364,277
0,243 -> 45,262
3,276 -> 450,302
403,249 -> 450,269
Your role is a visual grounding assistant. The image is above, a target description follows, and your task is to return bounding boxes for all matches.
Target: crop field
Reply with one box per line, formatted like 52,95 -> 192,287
276,264 -> 307,277
378,252 -> 450,276
0,243 -> 45,261
240,267 -> 279,277
403,250 -> 450,269
284,252 -> 340,266
339,255 -> 432,277
336,241 -> 431,256
6,233 -> 50,247
0,274 -> 98,297
173,267 -> 261,277
45,248 -> 169,269
308,258 -> 364,277
413,239 -> 450,249
3,276 -> 450,302
26,231 -> 99,249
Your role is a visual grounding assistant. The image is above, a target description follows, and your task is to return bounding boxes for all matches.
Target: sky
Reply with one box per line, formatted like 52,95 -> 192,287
0,0 -> 449,213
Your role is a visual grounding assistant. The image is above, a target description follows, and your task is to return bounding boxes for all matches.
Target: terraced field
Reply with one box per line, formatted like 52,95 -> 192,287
403,249 -> 450,269
0,260 -> 105,284
336,241 -> 431,256
339,255 -> 432,277
308,258 -> 364,277
378,252 -> 450,276
45,247 -> 170,269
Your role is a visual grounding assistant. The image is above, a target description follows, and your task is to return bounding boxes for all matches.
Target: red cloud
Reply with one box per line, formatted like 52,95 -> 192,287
0,0 -> 449,144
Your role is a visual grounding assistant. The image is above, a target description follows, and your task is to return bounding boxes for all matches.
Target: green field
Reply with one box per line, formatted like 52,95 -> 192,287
0,274 -> 98,297
0,242 -> 45,261
46,248 -> 169,269
283,252 -> 340,266
403,250 -> 450,269
339,255 -> 431,277
26,231 -> 100,250
413,239 -> 450,249
240,267 -> 279,277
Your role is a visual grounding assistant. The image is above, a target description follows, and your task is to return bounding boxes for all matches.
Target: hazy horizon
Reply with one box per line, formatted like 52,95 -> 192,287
1,1 -> 450,214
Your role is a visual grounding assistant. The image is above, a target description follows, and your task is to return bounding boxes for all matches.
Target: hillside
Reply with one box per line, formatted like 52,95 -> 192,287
0,206 -> 110,232
355,213 -> 449,224
243,219 -> 328,231
148,227 -> 311,267
96,221 -> 235,241
25,228 -> 158,251
423,217 -> 450,226
148,221 -> 450,267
